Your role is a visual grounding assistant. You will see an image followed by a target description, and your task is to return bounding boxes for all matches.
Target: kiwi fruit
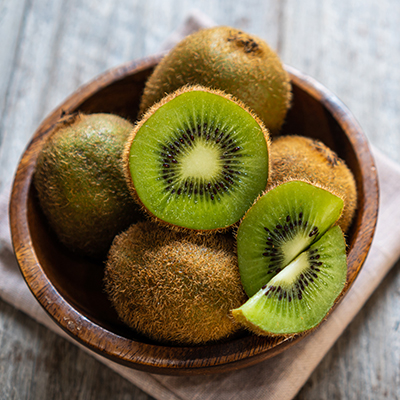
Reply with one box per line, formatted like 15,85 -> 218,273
236,180 -> 344,298
269,135 -> 357,232
124,84 -> 270,233
139,26 -> 292,134
104,221 -> 247,345
232,225 -> 347,336
34,113 -> 144,259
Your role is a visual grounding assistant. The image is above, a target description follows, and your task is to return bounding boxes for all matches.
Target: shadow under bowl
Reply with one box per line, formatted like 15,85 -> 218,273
9,55 -> 379,375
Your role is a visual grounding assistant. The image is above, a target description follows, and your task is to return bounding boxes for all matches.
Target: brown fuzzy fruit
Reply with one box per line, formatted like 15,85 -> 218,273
104,221 -> 247,345
268,135 -> 357,232
140,26 -> 292,135
34,113 -> 144,259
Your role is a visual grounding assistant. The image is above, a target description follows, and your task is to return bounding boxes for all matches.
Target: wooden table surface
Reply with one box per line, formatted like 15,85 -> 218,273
1,1 -> 399,399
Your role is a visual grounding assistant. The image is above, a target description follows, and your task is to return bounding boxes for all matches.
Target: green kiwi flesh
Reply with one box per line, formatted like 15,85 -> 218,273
232,225 -> 347,335
140,26 -> 292,134
104,221 -> 247,345
125,85 -> 270,232
34,113 -> 143,259
236,180 -> 344,297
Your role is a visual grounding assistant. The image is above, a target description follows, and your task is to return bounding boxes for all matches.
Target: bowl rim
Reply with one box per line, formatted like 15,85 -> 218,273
9,55 -> 379,375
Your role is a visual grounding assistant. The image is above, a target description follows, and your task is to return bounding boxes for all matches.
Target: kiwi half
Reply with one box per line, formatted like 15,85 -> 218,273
140,26 -> 292,134
232,225 -> 347,336
104,221 -> 247,345
269,135 -> 357,232
124,85 -> 270,232
236,180 -> 344,298
34,113 -> 143,259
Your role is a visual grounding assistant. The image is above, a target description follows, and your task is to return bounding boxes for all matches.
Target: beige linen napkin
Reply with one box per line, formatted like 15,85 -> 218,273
1,12 -> 400,400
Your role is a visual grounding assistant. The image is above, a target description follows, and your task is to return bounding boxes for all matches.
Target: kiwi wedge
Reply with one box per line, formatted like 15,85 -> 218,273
232,225 -> 347,336
34,113 -> 143,259
104,221 -> 247,345
269,135 -> 357,232
236,180 -> 344,298
124,85 -> 270,232
140,26 -> 292,134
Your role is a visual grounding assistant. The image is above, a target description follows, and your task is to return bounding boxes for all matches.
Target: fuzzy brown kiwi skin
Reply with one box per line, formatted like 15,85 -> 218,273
139,26 -> 292,135
268,135 -> 357,233
104,221 -> 248,345
34,112 -> 144,259
123,84 -> 271,235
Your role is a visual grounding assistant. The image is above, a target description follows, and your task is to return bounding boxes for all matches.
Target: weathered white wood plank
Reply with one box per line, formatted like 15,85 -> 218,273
0,0 -> 29,121
281,0 -> 400,163
0,0 -> 67,193
0,0 -> 29,193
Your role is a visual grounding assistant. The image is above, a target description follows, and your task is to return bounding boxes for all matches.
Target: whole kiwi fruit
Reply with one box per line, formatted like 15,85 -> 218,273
34,113 -> 144,259
140,26 -> 292,135
268,135 -> 357,232
104,221 -> 247,345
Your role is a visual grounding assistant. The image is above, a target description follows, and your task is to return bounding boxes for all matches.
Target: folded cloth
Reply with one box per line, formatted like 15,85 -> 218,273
1,12 -> 400,400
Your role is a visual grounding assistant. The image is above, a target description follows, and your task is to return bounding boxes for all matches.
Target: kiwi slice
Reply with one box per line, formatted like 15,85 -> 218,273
104,221 -> 247,345
140,26 -> 292,134
232,225 -> 347,335
34,113 -> 144,259
269,135 -> 357,232
124,85 -> 270,232
236,180 -> 344,297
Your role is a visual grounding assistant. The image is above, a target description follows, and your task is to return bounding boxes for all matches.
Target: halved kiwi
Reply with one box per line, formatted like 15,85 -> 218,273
232,225 -> 347,336
236,180 -> 344,297
124,85 -> 270,232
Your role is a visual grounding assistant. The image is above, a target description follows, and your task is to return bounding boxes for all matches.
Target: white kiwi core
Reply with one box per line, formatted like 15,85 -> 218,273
281,235 -> 313,268
180,142 -> 221,180
270,251 -> 309,286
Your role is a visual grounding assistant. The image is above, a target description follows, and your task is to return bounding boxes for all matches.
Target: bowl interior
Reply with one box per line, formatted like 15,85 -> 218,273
11,56 -> 378,375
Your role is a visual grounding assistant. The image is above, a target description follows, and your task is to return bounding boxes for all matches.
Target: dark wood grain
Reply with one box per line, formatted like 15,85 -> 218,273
9,58 -> 378,375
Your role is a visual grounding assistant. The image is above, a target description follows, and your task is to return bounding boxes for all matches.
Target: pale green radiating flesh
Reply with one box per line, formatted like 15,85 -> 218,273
232,225 -> 347,335
236,180 -> 344,297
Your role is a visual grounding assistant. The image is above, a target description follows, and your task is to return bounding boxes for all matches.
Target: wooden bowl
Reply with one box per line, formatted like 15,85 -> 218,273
9,55 -> 379,375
